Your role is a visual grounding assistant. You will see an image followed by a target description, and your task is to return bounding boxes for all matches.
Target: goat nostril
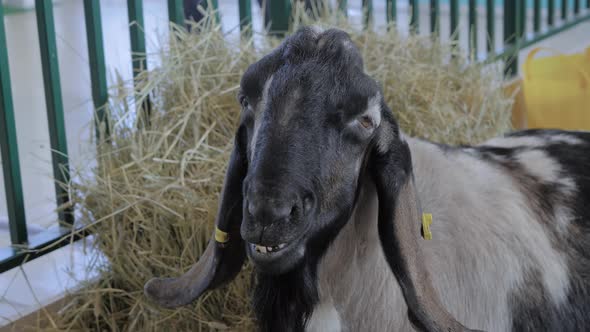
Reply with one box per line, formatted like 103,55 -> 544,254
303,195 -> 313,213
289,206 -> 297,218
271,202 -> 296,223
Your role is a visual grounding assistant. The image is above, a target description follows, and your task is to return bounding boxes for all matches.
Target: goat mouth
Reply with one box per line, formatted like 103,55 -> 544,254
245,229 -> 309,274
250,243 -> 288,254
246,237 -> 305,274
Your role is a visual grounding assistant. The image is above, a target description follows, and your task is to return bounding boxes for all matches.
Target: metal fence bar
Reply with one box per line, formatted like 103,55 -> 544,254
562,0 -> 568,19
35,0 -> 73,226
487,0 -> 495,53
127,0 -> 152,124
450,0 -> 459,41
202,0 -> 220,24
468,0 -> 477,56
409,0 -> 419,32
587,0 -> 590,9
491,13 -> 590,70
267,0 -> 291,35
549,0 -> 555,25
168,0 -> 184,26
128,0 -> 147,75
386,0 -> 396,24
238,0 -> 252,32
503,1 -> 518,76
430,0 -> 440,35
519,0 -> 525,38
339,0 -> 348,15
83,0 -> 109,140
574,0 -> 580,14
534,0 -> 541,32
0,226 -> 90,273
362,0 -> 373,28
0,5 -> 28,245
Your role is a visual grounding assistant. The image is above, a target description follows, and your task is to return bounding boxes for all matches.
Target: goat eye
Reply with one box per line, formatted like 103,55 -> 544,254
358,115 -> 373,129
239,95 -> 250,109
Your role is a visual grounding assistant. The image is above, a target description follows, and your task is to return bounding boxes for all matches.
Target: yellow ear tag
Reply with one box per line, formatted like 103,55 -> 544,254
215,227 -> 229,244
421,213 -> 433,240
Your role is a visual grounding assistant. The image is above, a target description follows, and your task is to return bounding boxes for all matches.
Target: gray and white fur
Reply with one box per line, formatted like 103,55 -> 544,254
310,130 -> 590,331
144,27 -> 590,332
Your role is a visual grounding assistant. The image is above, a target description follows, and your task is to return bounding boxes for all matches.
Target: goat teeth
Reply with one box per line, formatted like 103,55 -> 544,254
252,243 -> 288,254
254,245 -> 267,253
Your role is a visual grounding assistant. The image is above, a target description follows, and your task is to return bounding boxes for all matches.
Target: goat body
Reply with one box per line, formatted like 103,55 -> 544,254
310,130 -> 590,332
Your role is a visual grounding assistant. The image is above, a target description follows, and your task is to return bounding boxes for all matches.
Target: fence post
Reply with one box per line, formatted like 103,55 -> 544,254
83,0 -> 109,140
239,0 -> 252,33
519,0 -> 525,38
486,0 -> 495,53
35,0 -> 73,225
363,0 -> 373,28
503,1 -> 524,76
548,0 -> 555,26
267,0 -> 291,35
409,0 -> 419,33
128,0 -> 147,75
127,0 -> 152,124
468,0 -> 477,57
339,0 -> 348,16
168,0 -> 185,26
534,0 -> 541,32
450,0 -> 459,42
430,0 -> 440,35
201,0 -> 220,24
0,5 -> 28,245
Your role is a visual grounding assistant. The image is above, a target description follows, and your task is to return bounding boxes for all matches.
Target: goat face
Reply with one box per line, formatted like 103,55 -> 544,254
238,28 -> 384,274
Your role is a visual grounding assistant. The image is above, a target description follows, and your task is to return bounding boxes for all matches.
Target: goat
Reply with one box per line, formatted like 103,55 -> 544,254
144,27 -> 590,332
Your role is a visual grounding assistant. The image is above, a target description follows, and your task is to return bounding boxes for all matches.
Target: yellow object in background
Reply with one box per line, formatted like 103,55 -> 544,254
522,47 -> 590,130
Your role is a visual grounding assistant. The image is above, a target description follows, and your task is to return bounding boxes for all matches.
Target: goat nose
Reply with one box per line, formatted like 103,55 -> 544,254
247,198 -> 295,225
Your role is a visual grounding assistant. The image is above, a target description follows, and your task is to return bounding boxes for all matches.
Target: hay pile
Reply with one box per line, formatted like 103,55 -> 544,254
50,8 -> 512,332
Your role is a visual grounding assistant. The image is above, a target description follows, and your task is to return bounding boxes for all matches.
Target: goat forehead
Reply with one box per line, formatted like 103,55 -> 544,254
269,85 -> 304,127
263,70 -> 333,121
272,62 -> 336,92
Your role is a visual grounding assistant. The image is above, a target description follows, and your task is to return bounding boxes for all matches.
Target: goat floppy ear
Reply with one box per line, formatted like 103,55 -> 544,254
144,124 -> 249,309
370,111 -> 483,332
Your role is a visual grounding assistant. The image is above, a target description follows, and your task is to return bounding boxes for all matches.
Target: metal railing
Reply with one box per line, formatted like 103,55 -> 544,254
1,0 -> 589,273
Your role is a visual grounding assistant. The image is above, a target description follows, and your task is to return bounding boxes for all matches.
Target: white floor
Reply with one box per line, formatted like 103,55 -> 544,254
0,0 -> 589,327
0,236 -> 104,327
